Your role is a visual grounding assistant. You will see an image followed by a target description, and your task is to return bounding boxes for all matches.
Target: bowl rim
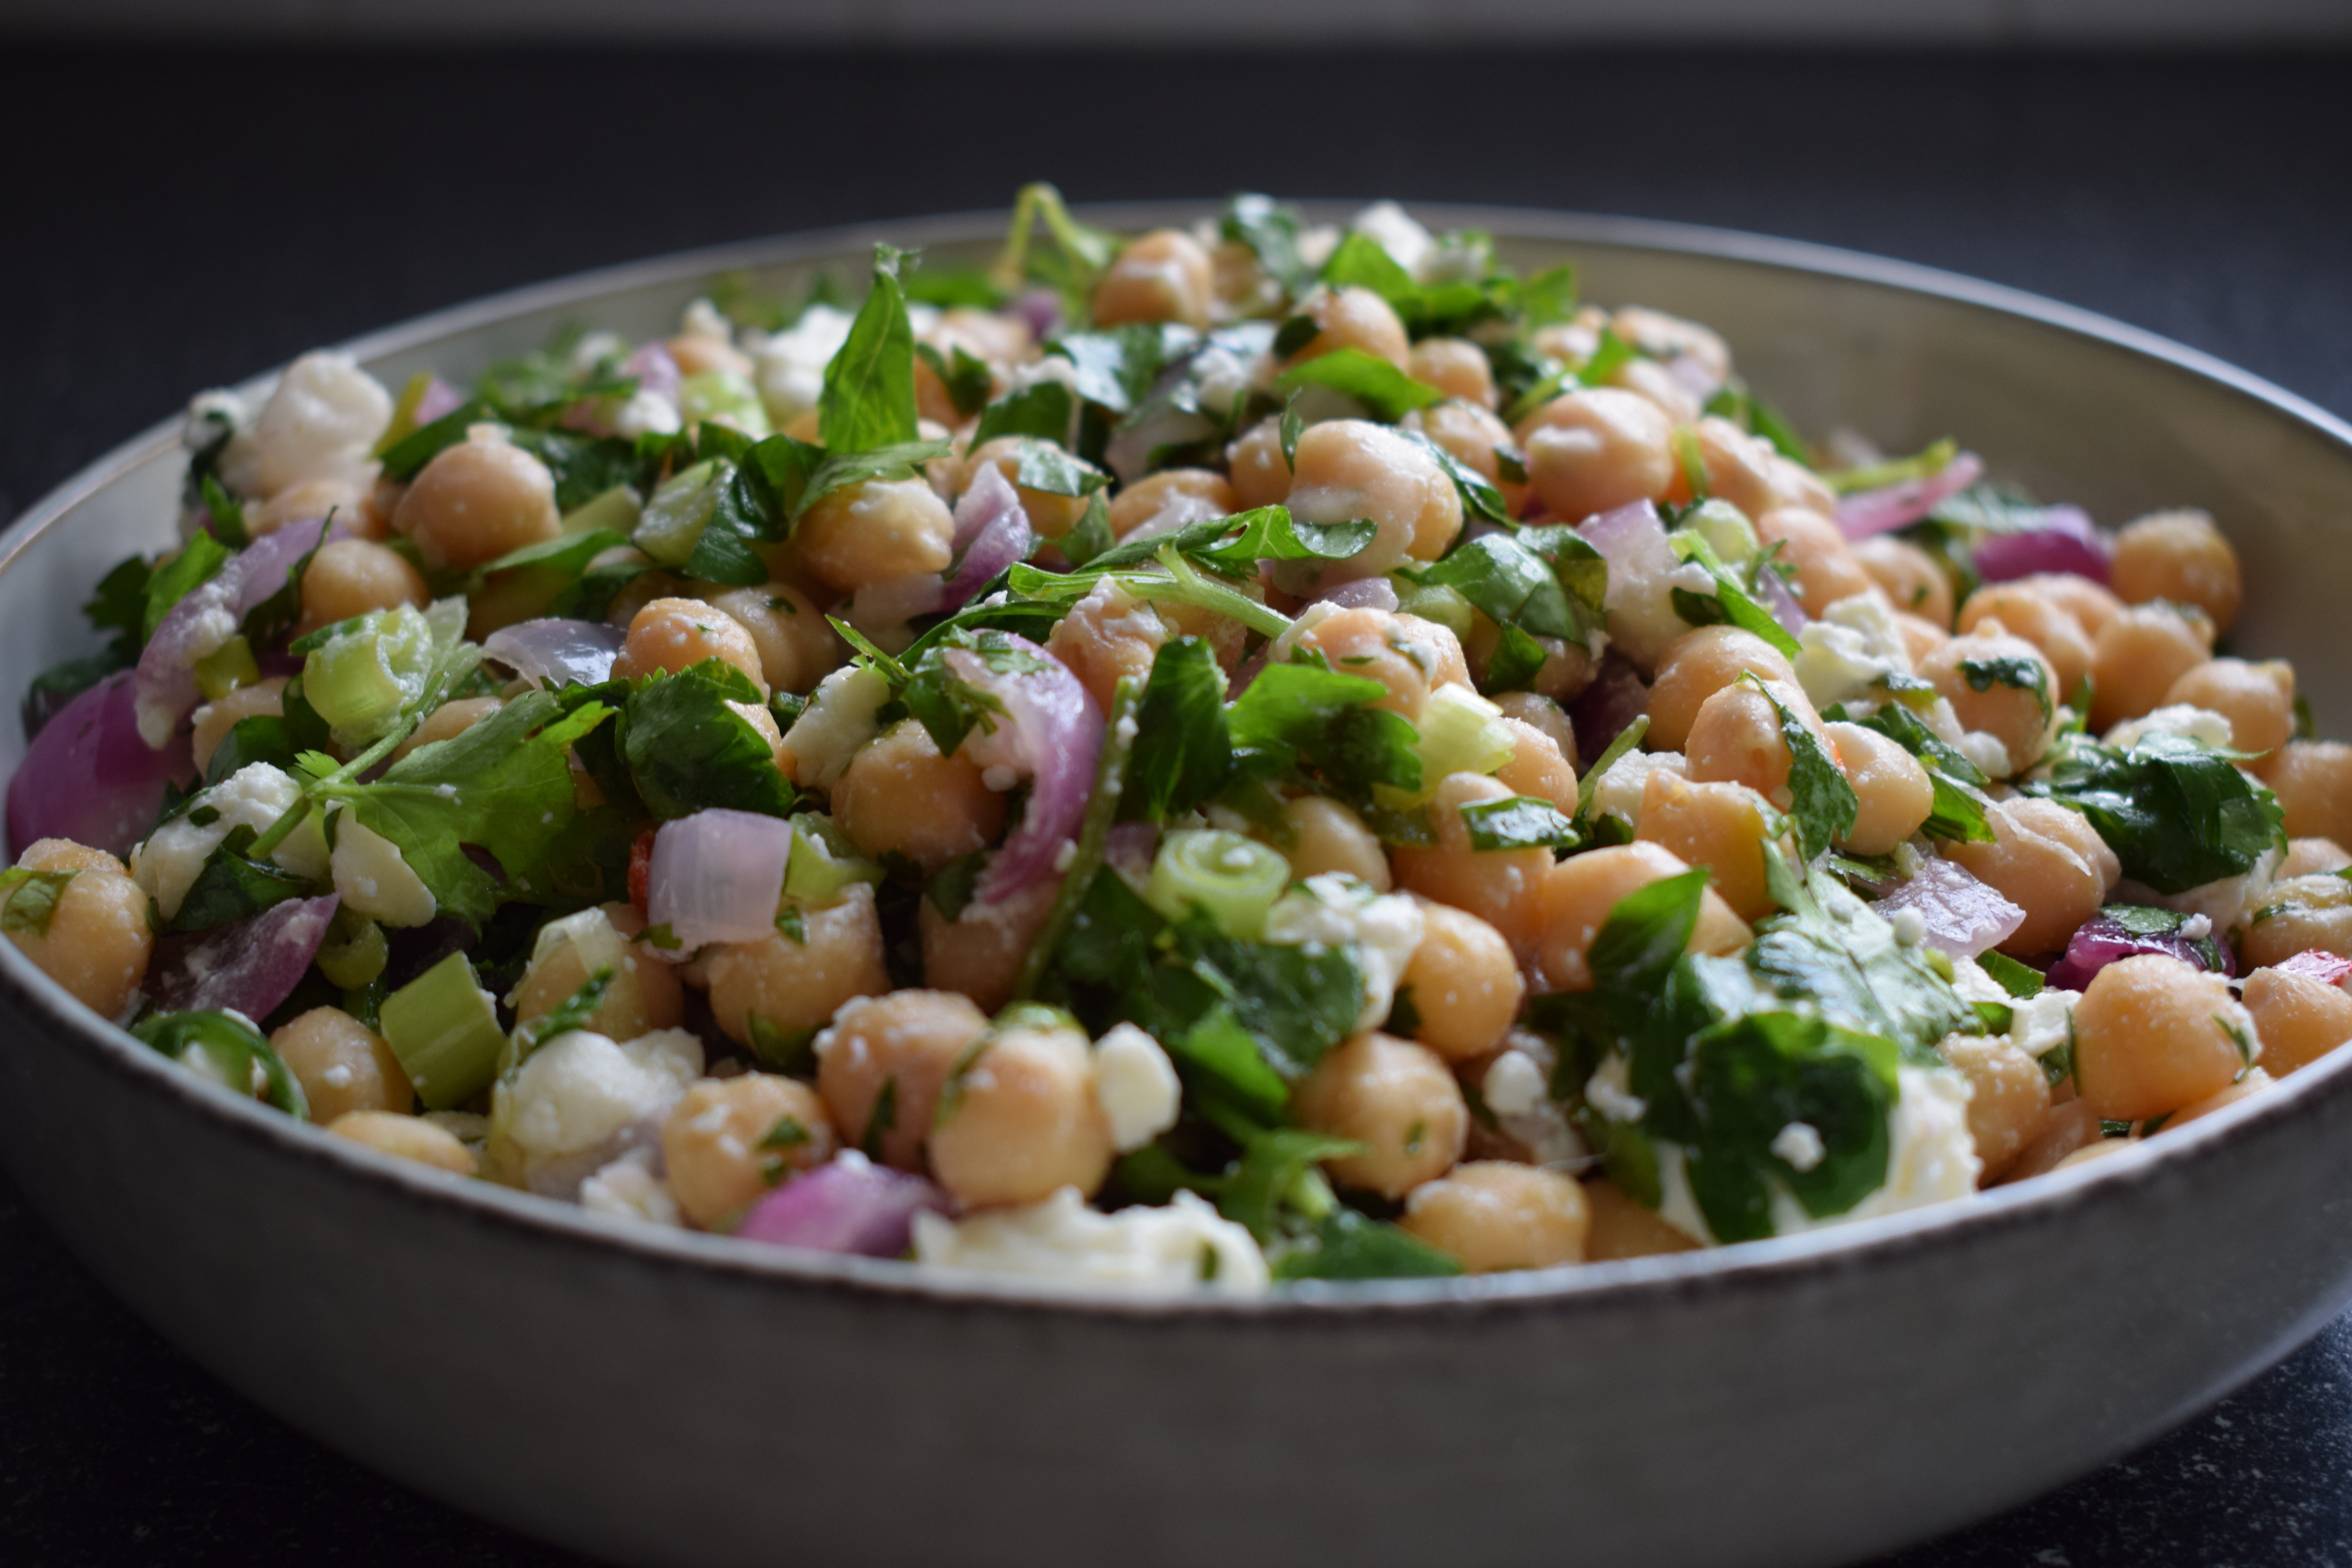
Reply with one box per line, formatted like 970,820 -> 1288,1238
7,200 -> 2351,1320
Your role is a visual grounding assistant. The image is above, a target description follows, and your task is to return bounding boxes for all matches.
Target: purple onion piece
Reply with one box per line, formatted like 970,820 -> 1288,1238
944,635 -> 1104,905
1566,652 -> 1650,770
147,894 -> 340,1021
1870,856 -> 2024,959
622,342 -> 682,401
7,672 -> 197,859
2274,951 -> 2352,988
133,515 -> 345,748
1751,558 -> 1810,634
735,1153 -> 947,1258
1972,505 -> 2112,586
483,618 -> 628,690
1011,288 -> 1063,344
1310,576 -> 1400,613
1835,452 -> 1986,541
939,462 -> 1034,612
1579,499 -> 1676,592
2044,908 -> 2235,992
646,809 -> 794,950
412,376 -> 464,427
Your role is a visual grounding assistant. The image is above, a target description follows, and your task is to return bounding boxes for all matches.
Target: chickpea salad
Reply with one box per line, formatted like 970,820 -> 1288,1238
6,187 -> 2341,1295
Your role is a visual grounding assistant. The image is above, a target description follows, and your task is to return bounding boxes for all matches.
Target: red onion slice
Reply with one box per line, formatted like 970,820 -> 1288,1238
147,894 -> 339,1021
483,618 -> 628,690
944,635 -> 1104,905
1752,558 -> 1809,633
7,671 -> 197,859
1310,577 -> 1400,613
1566,651 -> 1649,768
1872,855 -> 2025,959
1835,452 -> 1985,540
134,515 -> 344,748
622,342 -> 682,400
940,461 -> 1034,611
2044,907 -> 2235,992
2272,950 -> 2352,988
411,376 -> 464,427
646,809 -> 794,951
1011,288 -> 1063,344
735,1152 -> 947,1257
1972,505 -> 2112,586
1579,499 -> 1673,582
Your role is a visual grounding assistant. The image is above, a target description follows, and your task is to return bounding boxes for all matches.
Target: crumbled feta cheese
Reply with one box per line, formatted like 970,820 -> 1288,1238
2104,704 -> 2234,753
1889,907 -> 1927,947
1770,1121 -> 1827,1172
1946,956 -> 2012,1005
2007,988 -> 2082,1060
1666,561 -> 1719,597
579,1147 -> 683,1227
567,330 -> 625,379
1583,1053 -> 1648,1124
1296,224 -> 1342,272
1484,1032 -> 1586,1166
1186,343 -> 1255,415
678,297 -> 734,343
912,1188 -> 1269,1296
611,387 -> 682,439
329,810 -> 437,928
1793,613 -> 1911,713
495,1028 -> 703,1175
1349,200 -> 1432,278
1587,748 -> 1688,832
1003,354 -> 1080,396
1262,872 -> 1426,1030
1482,1050 -> 1548,1117
321,1063 -> 354,1089
750,303 -> 855,425
1771,1066 -> 1979,1234
237,350 -> 393,496
130,762 -> 330,918
1091,1023 -> 1181,1152
778,664 -> 892,789
1956,731 -> 2014,779
2134,842 -> 2284,939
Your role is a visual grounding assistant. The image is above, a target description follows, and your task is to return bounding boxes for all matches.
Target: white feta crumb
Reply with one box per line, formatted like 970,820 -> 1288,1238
129,762 -> 330,918
1666,561 -> 1719,597
1956,730 -> 2014,779
1263,873 -> 1426,1030
982,764 -> 1018,792
779,664 -> 891,789
2179,913 -> 2213,940
677,297 -> 733,342
2103,704 -> 2234,753
752,303 -> 855,425
434,783 -> 459,799
1481,1050 -> 1548,1118
912,1188 -> 1268,1296
1091,1023 -> 1181,1152
1587,748 -> 1689,832
1053,839 -> 1079,872
1890,907 -> 1927,947
1770,1121 -> 1826,1172
330,810 -> 437,928
579,1147 -> 683,1227
1583,1053 -> 1648,1124
1793,595 -> 1915,712
611,388 -> 682,439
492,1027 -> 704,1181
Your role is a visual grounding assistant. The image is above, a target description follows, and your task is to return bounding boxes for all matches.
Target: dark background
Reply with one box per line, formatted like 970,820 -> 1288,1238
4,42 -> 2352,1566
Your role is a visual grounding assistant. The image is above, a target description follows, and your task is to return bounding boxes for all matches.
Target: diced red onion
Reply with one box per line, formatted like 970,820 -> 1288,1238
1579,499 -> 1675,586
2272,950 -> 2352,988
411,376 -> 464,427
1835,451 -> 1986,540
2045,908 -> 2235,992
1972,505 -> 2112,586
1103,820 -> 1158,885
134,515 -> 346,748
483,618 -> 628,690
1012,289 -> 1063,344
1871,855 -> 2025,959
940,462 -> 1034,611
7,672 -> 197,859
1566,652 -> 1649,769
1752,558 -> 1809,633
622,342 -> 682,401
1310,576 -> 1400,613
944,634 -> 1104,905
146,894 -> 339,1020
646,809 -> 794,952
735,1152 -> 947,1258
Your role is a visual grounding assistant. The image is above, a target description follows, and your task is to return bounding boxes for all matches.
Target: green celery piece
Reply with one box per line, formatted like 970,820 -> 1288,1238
381,951 -> 506,1110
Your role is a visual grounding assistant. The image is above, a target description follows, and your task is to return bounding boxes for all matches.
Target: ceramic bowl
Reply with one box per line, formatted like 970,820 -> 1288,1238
4,205 -> 2352,1568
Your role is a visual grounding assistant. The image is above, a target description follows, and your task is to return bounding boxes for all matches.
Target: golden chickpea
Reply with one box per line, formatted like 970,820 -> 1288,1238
1408,339 -> 1497,408
2088,603 -> 2212,732
2111,510 -> 2242,633
2281,837 -> 2351,878
5,839 -> 152,1018
294,538 -> 428,636
1225,417 -> 1293,510
1494,717 -> 1578,811
1646,626 -> 1798,753
1939,1034 -> 2051,1183
1271,795 -> 1391,890
389,695 -> 501,763
1281,421 -> 1462,582
1755,506 -> 1874,612
928,1021 -> 1114,1208
2074,954 -> 2255,1121
2241,874 -> 2352,970
392,428 -> 561,571
1462,618 -> 1595,704
1393,773 -> 1556,960
662,1074 -> 837,1228
1855,535 -> 1954,627
1894,612 -> 1950,666
2002,1100 -> 2105,1184
1399,1161 -> 1588,1271
250,476 -> 368,539
1613,357 -> 1703,425
705,585 -> 840,696
610,597 -> 769,696
1397,898 -> 1523,1061
1682,418 -> 1782,519
1635,772 -> 1782,922
1826,720 -> 1935,855
704,884 -> 890,1048
1292,1032 -> 1468,1199
1284,285 -> 1410,371
2240,966 -> 2352,1076
1957,586 -> 2092,702
794,477 -> 956,595
1091,229 -> 1216,330
1044,577 -> 1171,713
326,1111 -> 476,1175
1108,468 -> 1235,541
1405,402 -> 1527,514
2164,1067 -> 2275,1131
1920,631 -> 2059,775
511,903 -> 684,1044
2165,658 -> 2294,761
669,331 -> 753,381
962,437 -> 1093,541
1939,798 -> 2119,957
270,1007 -> 413,1122
1684,677 -> 1822,805
815,989 -> 990,1170
918,878 -> 1058,1014
2011,573 -> 2124,640
1582,1178 -> 1700,1258
189,678 -> 288,776
833,720 -> 1006,873
2263,741 -> 2352,844
1515,388 -> 1675,524
1536,841 -> 1751,992
1295,606 -> 1469,721
1492,691 -> 1580,773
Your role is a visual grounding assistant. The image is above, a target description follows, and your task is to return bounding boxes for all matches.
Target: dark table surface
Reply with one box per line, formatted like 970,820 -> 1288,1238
5,41 -> 2352,1567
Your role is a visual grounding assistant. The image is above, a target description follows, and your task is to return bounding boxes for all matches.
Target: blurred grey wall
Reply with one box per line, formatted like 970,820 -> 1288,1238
4,0 -> 2347,41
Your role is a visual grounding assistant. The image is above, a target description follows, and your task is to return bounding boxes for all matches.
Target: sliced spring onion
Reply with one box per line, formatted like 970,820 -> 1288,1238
192,635 -> 260,702
1145,829 -> 1292,940
313,908 -> 388,990
784,813 -> 884,903
380,950 -> 506,1111
632,459 -> 724,567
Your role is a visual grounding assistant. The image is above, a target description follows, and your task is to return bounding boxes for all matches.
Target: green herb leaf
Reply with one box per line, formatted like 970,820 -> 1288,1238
1959,653 -> 2053,724
1273,348 -> 1445,423
1669,531 -> 1801,659
818,244 -> 920,455
1851,701 -> 1996,844
969,381 -> 1074,449
169,824 -> 320,933
1977,951 -> 2046,999
1459,795 -> 1580,853
0,866 -> 78,938
915,341 -> 993,419
1742,674 -> 1857,860
1125,638 -> 1231,822
1269,1207 -> 1463,1280
133,1009 -> 308,1118
2025,733 -> 2286,894
1221,192 -> 1312,295
1226,661 -> 1423,806
142,531 -> 234,643
618,662 -> 796,823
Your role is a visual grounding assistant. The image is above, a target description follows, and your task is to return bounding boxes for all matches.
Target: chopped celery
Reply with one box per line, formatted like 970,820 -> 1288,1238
1677,499 -> 1759,565
633,459 -> 724,567
1392,578 -> 1475,641
380,950 -> 506,1110
1377,684 -> 1516,808
785,812 -> 884,902
562,484 -> 643,537
1144,829 -> 1290,939
314,907 -> 388,989
300,601 -> 455,750
193,635 -> 260,701
677,371 -> 773,439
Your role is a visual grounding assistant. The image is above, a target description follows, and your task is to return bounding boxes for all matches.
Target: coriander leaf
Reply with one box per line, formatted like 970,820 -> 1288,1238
1318,231 -> 1419,314
1060,492 -> 1113,568
1742,674 -> 1857,861
1399,428 -> 1510,525
1165,1005 -> 1292,1124
142,531 -> 233,642
1269,1207 -> 1463,1280
1669,531 -> 1800,659
1978,951 -> 2045,999
200,473 -> 248,548
1684,1011 -> 1898,1240
898,628 -> 1048,758
819,245 -> 920,454
1853,702 -> 1995,844
915,341 -> 992,419
83,555 -> 154,663
170,824 -> 320,933
1519,264 -> 1579,329
1459,795 -> 1580,853
1050,323 -> 1198,414
1125,637 -> 1231,821
968,381 -> 1074,449
1414,531 -> 1600,647
1589,869 -> 1710,999
789,437 -> 955,523
2026,733 -> 2285,894
1187,505 -> 1375,574
999,437 -> 1108,499
0,867 -> 77,938
1273,348 -> 1445,423
1959,653 -> 2053,724
1217,1128 -> 1363,1243
1746,872 -> 1972,1057
1220,192 -> 1312,295
1279,392 -> 1305,474
619,662 -> 795,823
1225,662 -> 1422,804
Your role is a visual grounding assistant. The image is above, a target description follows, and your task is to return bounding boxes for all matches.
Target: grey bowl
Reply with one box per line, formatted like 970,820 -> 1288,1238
4,204 -> 2351,1568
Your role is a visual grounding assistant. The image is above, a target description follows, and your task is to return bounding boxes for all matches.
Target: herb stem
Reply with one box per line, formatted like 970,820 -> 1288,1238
1010,675 -> 1142,1002
1125,546 -> 1292,641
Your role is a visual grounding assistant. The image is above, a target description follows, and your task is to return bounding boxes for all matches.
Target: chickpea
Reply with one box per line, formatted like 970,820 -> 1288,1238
2241,874 -> 2352,970
813,989 -> 990,1170
511,903 -> 684,1044
1408,339 -> 1497,409
1612,357 -> 1702,425
392,428 -> 561,571
1397,899 -> 1523,1061
705,585 -> 840,696
2262,741 -> 2352,845
1536,841 -> 1751,992
1271,795 -> 1392,890
1283,285 -> 1410,371
2052,1139 -> 2136,1172
2002,1100 -> 2104,1184
5,839 -> 152,1018
1582,1178 -> 1700,1258
2240,966 -> 2352,1076
1108,468 -> 1236,541
833,720 -> 1006,872
1292,1032 -> 1468,1199
928,1021 -> 1114,1208
250,476 -> 368,539
190,677 -> 288,776
794,477 -> 956,595
2111,509 -> 2242,633
1463,617 -> 1595,704
294,538 -> 428,637
1092,229 -> 1216,330
1635,772 -> 1782,922
1495,717 -> 1578,811
1920,631 -> 2059,775
1684,418 -> 1780,519
270,1007 -> 413,1122
1855,535 -> 1954,627
1280,421 -> 1461,584
1044,577 -> 1171,713
1684,676 -> 1822,806
1404,401 -> 1526,513
1646,626 -> 1798,753
2165,658 -> 2294,761
2088,603 -> 2212,732
1399,1161 -> 1588,1271
919,878 -> 1059,1014
962,437 -> 1093,541
1957,585 -> 2092,701
1939,798 -> 2118,957
2011,573 -> 2124,640
1826,720 -> 1935,855
1894,612 -> 1950,667
1225,417 -> 1293,510
326,1111 -> 476,1175
662,1074 -> 837,1228
2073,954 -> 2256,1121
1754,506 -> 1873,612
1938,1035 -> 2051,1183
1294,606 -> 1469,721
1515,388 -> 1675,524
602,568 -> 690,632
389,695 -> 501,763
1492,691 -> 1579,773
2164,1067 -> 2275,1131
704,884 -> 891,1049
610,597 -> 769,696
2281,837 -> 2352,878
1393,773 -> 1557,959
